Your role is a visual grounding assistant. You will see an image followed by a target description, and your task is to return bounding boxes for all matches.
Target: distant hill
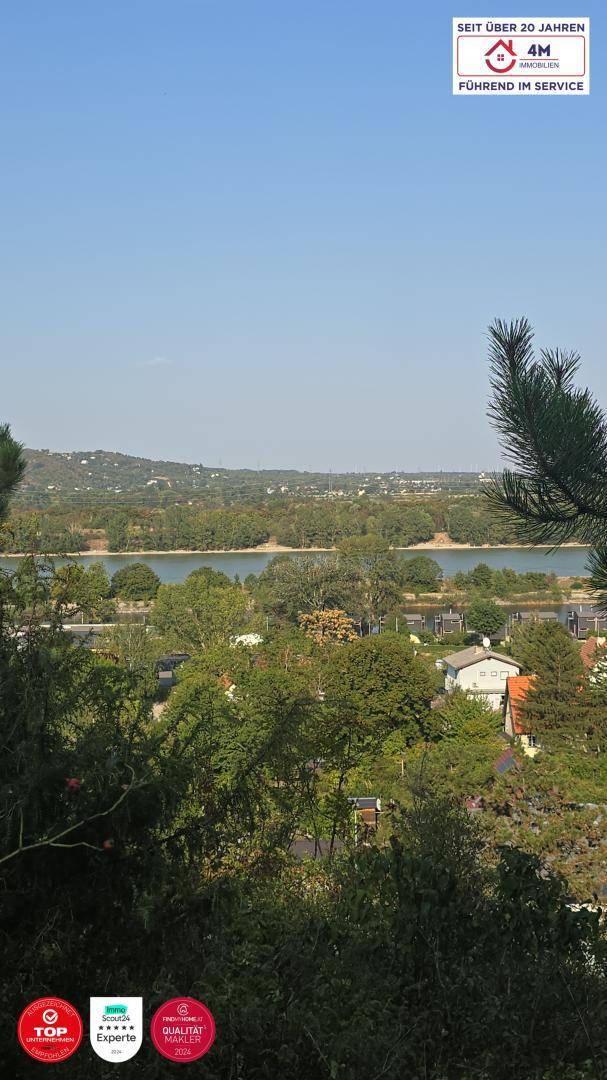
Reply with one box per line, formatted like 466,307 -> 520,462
17,448 -> 487,505
22,448 -> 217,497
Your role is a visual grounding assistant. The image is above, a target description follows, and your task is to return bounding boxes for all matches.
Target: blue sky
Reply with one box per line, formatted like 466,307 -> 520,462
1,3 -> 604,471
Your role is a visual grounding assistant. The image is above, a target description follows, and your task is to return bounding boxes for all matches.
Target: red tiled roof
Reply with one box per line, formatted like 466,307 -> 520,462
506,675 -> 535,735
580,637 -> 607,672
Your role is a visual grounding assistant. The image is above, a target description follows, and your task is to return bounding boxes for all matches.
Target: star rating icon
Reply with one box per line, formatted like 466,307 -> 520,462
96,1016 -> 137,1036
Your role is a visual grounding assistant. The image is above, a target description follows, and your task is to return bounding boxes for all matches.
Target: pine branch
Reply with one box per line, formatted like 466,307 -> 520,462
487,319 -> 607,550
587,545 -> 607,614
0,424 -> 26,521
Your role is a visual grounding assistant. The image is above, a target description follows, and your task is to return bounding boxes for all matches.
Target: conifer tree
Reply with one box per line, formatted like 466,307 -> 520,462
486,321 -> 607,749
520,628 -> 590,749
486,318 -> 607,608
0,423 -> 25,523
510,619 -> 578,675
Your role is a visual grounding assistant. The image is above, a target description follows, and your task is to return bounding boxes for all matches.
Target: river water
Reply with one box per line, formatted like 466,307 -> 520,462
0,546 -> 593,583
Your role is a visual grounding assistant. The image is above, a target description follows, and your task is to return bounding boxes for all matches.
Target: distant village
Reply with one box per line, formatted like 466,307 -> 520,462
58,599 -> 607,767
20,447 -> 490,500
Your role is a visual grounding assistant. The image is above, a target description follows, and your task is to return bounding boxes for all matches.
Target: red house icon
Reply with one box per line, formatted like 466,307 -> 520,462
485,39 -> 517,74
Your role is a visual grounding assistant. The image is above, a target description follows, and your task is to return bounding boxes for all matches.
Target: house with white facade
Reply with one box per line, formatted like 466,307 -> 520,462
441,645 -> 520,710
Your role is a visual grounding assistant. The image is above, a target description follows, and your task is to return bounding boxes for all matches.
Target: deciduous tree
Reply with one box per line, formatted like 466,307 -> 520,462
111,561 -> 161,601
466,597 -> 505,638
401,554 -> 442,594
152,573 -> 249,653
254,554 -> 355,622
298,608 -> 358,645
52,561 -> 115,621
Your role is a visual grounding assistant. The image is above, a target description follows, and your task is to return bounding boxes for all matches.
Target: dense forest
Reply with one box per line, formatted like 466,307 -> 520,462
0,495 -> 527,553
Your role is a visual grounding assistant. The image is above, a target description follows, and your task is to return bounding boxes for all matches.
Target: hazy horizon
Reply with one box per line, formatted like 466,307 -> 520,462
3,2 -> 605,470
25,442 -> 497,475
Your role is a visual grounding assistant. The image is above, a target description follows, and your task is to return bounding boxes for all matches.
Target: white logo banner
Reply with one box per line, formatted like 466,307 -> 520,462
453,18 -> 590,94
90,997 -> 142,1062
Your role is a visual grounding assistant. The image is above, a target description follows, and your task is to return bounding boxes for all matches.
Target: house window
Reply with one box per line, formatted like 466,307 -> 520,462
528,735 -> 537,748
500,671 -> 508,678
491,671 -> 497,677
480,671 -> 486,677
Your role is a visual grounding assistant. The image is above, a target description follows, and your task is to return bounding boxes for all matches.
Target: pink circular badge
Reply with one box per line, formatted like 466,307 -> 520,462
150,997 -> 216,1062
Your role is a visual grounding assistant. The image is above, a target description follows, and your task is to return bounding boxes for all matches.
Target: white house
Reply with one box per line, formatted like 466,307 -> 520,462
441,645 -> 520,710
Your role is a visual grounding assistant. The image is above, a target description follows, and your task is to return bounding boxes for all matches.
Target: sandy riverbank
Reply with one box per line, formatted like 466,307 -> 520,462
0,541 -> 592,558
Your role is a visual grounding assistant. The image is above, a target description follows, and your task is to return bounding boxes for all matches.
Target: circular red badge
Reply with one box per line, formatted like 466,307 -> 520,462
150,997 -> 216,1062
17,996 -> 83,1063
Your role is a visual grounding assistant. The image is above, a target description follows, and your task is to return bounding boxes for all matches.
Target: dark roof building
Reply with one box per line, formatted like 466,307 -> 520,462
510,610 -> 559,626
402,613 -> 426,630
434,610 -> 465,637
156,653 -> 190,689
568,605 -> 607,639
348,796 -> 382,830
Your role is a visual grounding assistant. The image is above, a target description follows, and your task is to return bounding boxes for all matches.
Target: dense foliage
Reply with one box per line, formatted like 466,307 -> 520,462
401,553 -> 443,593
51,561 -> 115,621
465,597 -> 505,637
3,563 -> 607,1079
452,561 -> 560,598
0,494 -> 527,554
0,508 -> 88,554
111,561 -> 161,601
446,499 -> 518,545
